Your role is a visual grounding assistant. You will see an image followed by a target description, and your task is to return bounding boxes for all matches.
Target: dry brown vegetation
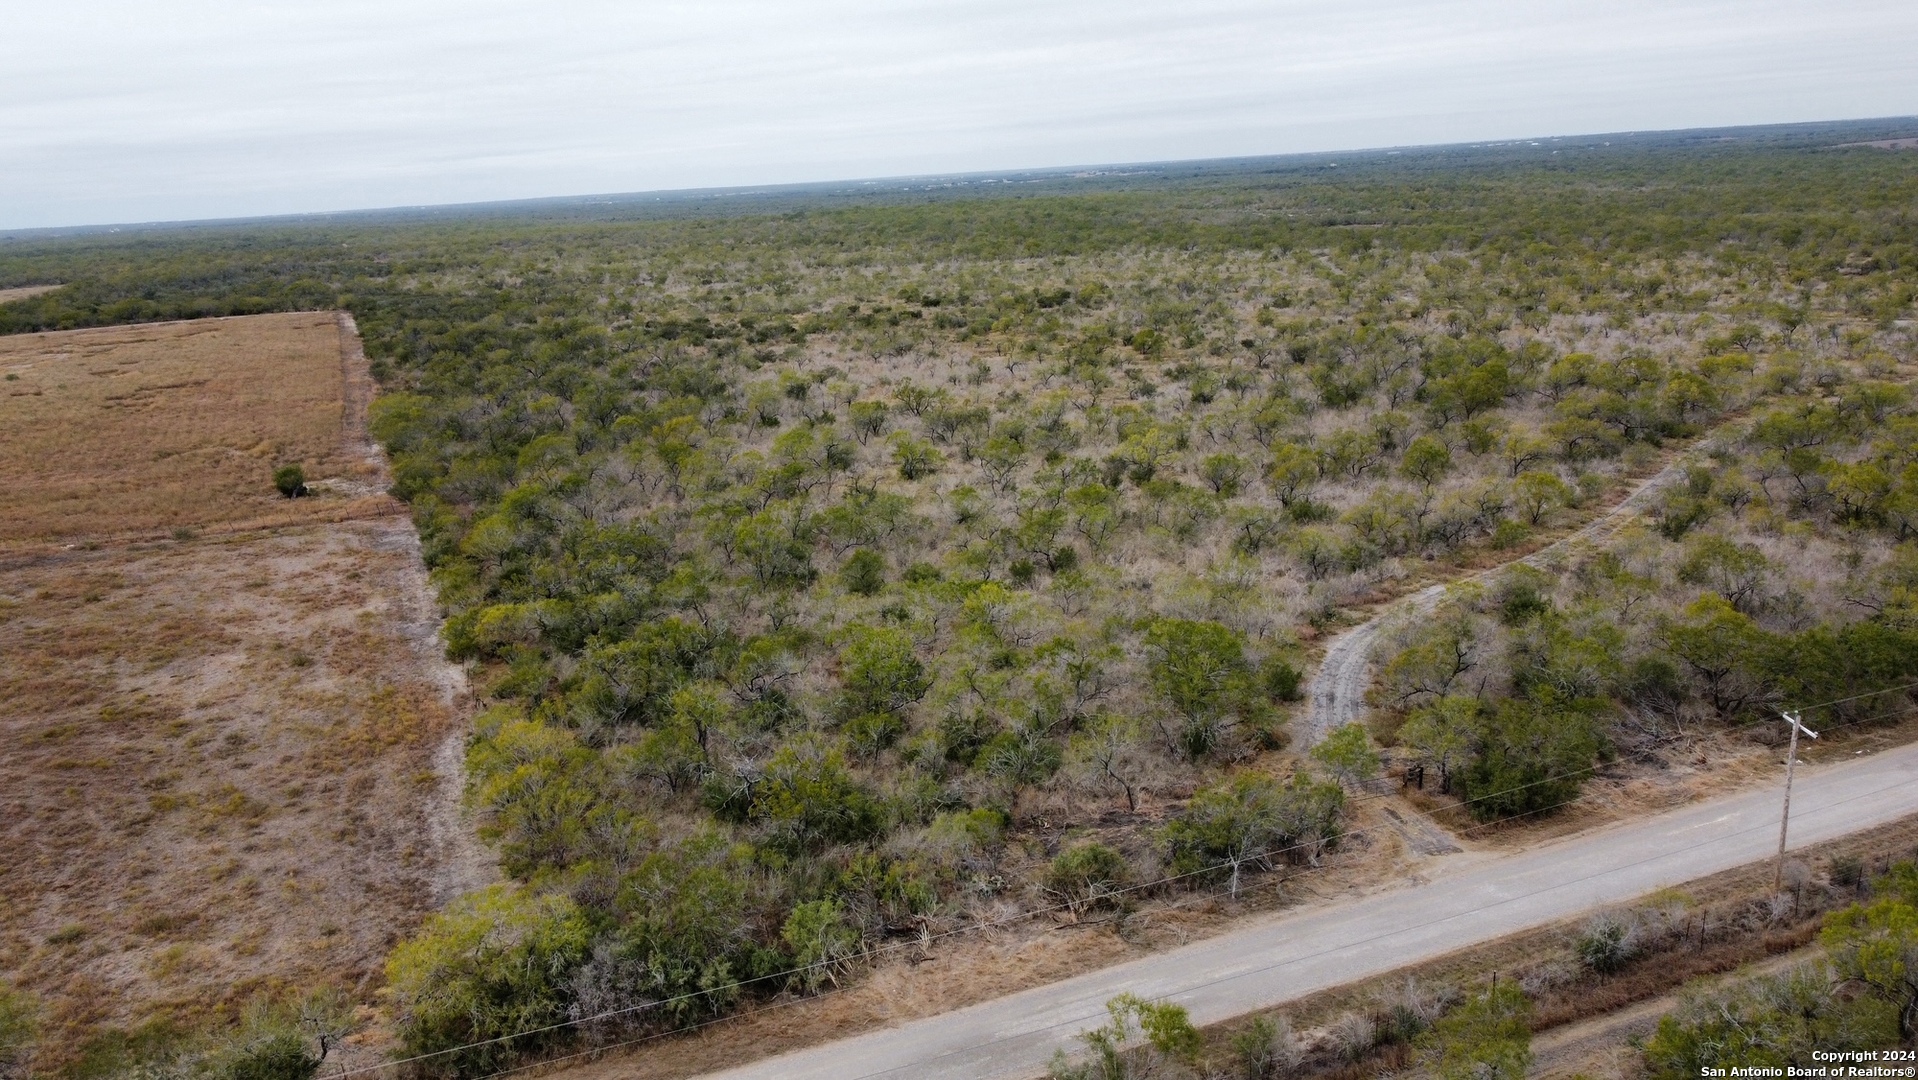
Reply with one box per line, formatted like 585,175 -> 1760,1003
0,285 -> 63,306
0,313 -> 387,548
0,315 -> 487,1069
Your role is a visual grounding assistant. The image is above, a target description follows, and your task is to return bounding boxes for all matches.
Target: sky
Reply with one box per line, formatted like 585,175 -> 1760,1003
4,0 -> 1918,231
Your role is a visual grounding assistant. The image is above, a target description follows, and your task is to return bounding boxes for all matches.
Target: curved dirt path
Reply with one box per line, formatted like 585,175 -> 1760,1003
1529,949 -> 1813,1077
1298,460 -> 1694,750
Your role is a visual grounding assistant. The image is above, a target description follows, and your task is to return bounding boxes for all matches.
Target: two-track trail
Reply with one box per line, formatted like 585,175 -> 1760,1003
1299,457 -> 1694,749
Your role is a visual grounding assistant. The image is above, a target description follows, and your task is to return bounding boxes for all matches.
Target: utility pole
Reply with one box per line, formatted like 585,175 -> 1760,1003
1774,710 -> 1818,892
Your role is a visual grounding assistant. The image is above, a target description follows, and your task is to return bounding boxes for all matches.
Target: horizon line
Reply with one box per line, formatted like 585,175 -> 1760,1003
5,113 -> 1916,241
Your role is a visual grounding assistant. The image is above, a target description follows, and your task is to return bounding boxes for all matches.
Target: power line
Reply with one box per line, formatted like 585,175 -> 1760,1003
839,768 -> 1918,1080
1784,678 -> 1918,715
452,777 -> 1633,1080
476,756 -> 1918,1080
328,684 -> 1918,1078
327,745 -> 1621,1079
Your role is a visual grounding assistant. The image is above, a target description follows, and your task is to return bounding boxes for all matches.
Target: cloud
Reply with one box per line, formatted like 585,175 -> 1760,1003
4,0 -> 1916,228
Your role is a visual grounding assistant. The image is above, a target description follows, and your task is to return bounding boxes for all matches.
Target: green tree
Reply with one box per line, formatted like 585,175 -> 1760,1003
1164,773 -> 1344,895
1511,469 -> 1570,525
1265,441 -> 1320,507
601,833 -> 760,1026
841,548 -> 886,596
1676,534 -> 1772,614
980,435 -> 1028,492
891,433 -> 943,480
466,717 -> 601,876
1823,891 -> 1918,1040
1048,843 -> 1130,914
849,400 -> 890,442
1378,594 -> 1484,705
1659,595 -> 1773,716
1500,431 -> 1551,477
1398,695 -> 1477,793
1458,695 -> 1604,821
569,618 -> 716,734
1311,723 -> 1381,785
1142,618 -> 1252,758
1200,452 -> 1249,497
837,626 -> 930,718
751,741 -> 887,851
1399,435 -> 1453,486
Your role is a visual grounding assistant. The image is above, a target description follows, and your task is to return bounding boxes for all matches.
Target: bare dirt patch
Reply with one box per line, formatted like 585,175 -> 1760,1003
0,314 -> 489,1069
1838,138 -> 1918,150
0,312 -> 389,548
0,285 -> 63,305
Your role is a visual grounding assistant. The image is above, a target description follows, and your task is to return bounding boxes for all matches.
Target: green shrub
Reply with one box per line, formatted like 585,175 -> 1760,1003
751,742 -> 887,852
782,899 -> 861,993
272,463 -> 306,498
1311,723 -> 1381,785
0,982 -> 38,1080
844,711 -> 906,756
1457,695 -> 1604,820
386,886 -> 591,1074
1574,912 -> 1638,974
1641,962 -> 1896,1076
1261,657 -> 1303,703
1048,993 -> 1200,1080
1047,843 -> 1129,912
1829,854 -> 1865,889
836,626 -> 929,719
1419,981 -> 1531,1080
205,1002 -> 319,1080
1229,1014 -> 1301,1079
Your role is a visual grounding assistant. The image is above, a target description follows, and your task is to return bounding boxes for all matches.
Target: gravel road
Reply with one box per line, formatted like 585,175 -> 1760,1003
1297,461 -> 1693,749
694,740 -> 1918,1080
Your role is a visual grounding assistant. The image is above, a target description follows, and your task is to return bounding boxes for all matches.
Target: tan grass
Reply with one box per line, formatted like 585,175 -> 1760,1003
0,314 -> 487,1068
0,525 -> 464,1057
0,313 -> 388,548
0,285 -> 62,305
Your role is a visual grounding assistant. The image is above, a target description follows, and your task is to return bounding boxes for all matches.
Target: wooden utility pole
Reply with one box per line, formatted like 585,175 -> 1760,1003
1774,710 -> 1818,892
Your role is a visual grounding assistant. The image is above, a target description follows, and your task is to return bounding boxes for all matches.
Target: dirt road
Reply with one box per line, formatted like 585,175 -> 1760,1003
690,737 -> 1918,1080
1529,949 -> 1814,1077
1298,461 -> 1692,749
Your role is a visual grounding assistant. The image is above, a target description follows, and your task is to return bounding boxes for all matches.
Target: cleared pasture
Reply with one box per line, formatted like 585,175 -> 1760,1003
0,312 -> 386,547
0,285 -> 63,305
0,314 -> 486,1068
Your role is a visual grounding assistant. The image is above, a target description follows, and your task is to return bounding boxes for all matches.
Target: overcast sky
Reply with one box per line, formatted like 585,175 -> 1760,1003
4,0 -> 1917,230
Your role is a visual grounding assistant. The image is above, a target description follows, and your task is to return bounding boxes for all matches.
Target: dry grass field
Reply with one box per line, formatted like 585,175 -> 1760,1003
0,312 -> 388,548
0,314 -> 488,1067
0,285 -> 63,305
